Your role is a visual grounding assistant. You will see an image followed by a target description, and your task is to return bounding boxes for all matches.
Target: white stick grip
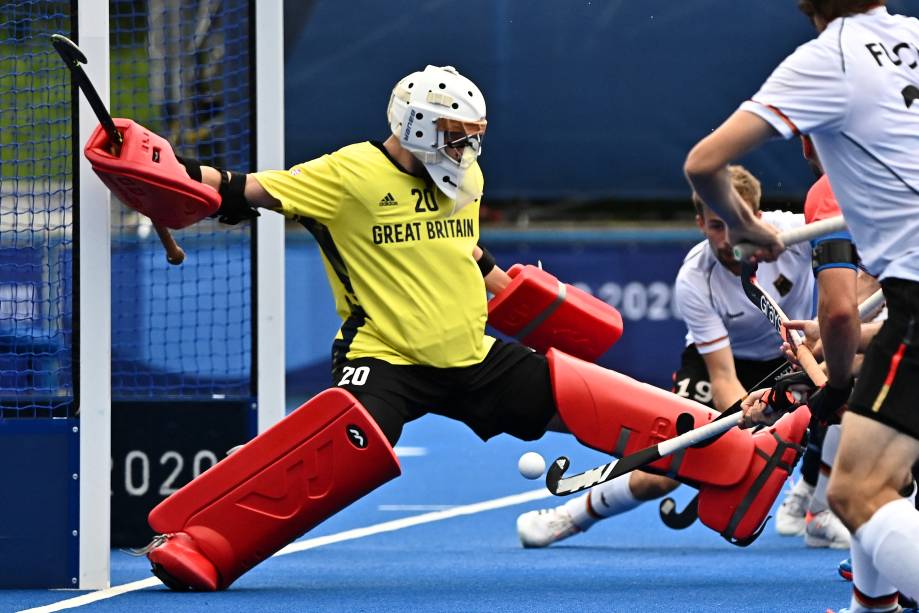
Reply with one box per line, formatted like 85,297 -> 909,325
858,289 -> 885,320
656,416 -> 741,457
733,216 -> 847,261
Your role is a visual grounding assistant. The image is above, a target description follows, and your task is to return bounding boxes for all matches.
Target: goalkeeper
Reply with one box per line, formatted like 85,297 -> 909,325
141,65 -> 811,591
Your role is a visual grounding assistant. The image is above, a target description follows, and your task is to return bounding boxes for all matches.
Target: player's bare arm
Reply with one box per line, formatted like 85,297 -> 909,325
473,244 -> 511,295
684,111 -> 783,259
700,346 -> 747,412
814,267 -> 859,388
192,164 -> 283,211
173,157 -> 270,225
245,175 -> 283,210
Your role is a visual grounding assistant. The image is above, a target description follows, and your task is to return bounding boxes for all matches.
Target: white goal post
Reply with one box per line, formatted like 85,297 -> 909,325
73,0 -> 285,590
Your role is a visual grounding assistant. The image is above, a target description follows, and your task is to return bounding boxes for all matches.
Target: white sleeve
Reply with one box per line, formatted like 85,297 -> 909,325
762,210 -> 807,232
738,38 -> 848,139
674,268 -> 730,355
763,211 -> 812,260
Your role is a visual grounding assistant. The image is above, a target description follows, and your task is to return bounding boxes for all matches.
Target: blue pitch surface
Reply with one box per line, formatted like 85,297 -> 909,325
7,412 -> 853,613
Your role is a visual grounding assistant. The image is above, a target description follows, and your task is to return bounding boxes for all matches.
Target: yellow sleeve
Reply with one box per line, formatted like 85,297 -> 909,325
252,154 -> 343,223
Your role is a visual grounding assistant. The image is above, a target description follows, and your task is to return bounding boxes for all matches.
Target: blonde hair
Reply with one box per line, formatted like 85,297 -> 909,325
692,164 -> 761,217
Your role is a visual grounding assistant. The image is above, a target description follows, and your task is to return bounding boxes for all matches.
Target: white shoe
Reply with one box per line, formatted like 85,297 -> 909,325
775,478 -> 813,536
805,509 -> 851,549
516,506 -> 583,548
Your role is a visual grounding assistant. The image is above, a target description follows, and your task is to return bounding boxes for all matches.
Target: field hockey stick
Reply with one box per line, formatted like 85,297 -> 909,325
660,288 -> 885,528
659,495 -> 699,529
548,276 -> 871,497
658,359 -> 794,528
858,288 -> 884,320
732,216 -> 847,262
52,34 -> 185,265
739,261 -> 826,387
546,359 -> 794,497
547,404 -> 757,496
659,365 -> 786,529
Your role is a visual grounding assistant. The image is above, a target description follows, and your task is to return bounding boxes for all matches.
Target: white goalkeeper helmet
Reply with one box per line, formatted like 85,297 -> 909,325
387,65 -> 487,212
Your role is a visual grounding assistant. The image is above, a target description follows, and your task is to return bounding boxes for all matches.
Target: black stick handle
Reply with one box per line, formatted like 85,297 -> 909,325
52,34 -> 183,266
51,34 -> 122,150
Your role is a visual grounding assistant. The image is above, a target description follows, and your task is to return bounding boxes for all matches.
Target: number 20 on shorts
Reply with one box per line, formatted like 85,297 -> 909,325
338,366 -> 370,386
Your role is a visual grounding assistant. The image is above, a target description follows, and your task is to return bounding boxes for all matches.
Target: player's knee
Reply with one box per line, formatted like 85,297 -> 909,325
827,470 -> 881,529
826,478 -> 855,524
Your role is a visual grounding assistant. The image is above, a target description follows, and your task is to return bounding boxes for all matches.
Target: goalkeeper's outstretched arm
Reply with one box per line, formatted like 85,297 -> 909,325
182,159 -> 281,225
198,166 -> 280,209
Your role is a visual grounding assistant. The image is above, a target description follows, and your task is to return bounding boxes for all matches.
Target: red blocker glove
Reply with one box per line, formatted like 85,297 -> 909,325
84,118 -> 221,228
488,264 -> 623,361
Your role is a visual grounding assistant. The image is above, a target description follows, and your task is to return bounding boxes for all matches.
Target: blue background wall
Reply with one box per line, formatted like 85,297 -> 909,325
283,1 -> 917,202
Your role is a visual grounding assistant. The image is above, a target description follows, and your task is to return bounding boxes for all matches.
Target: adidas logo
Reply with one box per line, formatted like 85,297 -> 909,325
378,192 -> 398,207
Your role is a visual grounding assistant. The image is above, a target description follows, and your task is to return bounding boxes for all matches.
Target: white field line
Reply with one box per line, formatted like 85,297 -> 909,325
393,446 -> 428,457
18,487 -> 552,613
377,504 -> 456,511
276,488 -> 551,555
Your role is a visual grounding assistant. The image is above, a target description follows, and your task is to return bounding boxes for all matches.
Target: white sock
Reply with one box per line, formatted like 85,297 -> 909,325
809,424 -> 840,514
794,477 -> 816,499
849,536 -> 899,612
855,497 -> 919,600
564,473 -> 643,530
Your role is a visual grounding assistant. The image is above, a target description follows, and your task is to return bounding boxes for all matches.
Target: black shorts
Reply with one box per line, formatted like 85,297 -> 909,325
849,278 -> 919,439
332,340 -> 557,445
671,344 -> 788,409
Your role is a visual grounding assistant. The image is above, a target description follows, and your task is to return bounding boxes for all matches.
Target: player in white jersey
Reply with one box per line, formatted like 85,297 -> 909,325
684,1 -> 919,610
516,166 -> 814,548
675,210 -> 812,381
772,140 -> 862,549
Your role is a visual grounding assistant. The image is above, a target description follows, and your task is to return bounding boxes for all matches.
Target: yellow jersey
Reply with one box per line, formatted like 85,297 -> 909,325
253,141 -> 495,367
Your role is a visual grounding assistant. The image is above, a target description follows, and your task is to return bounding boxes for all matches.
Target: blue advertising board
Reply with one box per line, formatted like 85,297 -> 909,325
282,1 -> 917,202
0,418 -> 78,588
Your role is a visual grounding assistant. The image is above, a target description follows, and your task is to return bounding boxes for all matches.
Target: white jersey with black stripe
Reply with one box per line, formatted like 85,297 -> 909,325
674,211 -> 815,361
740,6 -> 919,282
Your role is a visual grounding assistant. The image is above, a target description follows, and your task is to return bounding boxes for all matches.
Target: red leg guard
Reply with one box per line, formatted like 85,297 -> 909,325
146,388 -> 401,590
697,406 -> 811,545
149,533 -> 218,591
548,348 -> 754,486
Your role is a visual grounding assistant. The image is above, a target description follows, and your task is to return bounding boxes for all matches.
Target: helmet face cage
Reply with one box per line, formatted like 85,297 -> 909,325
435,117 -> 486,169
387,66 -> 486,204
